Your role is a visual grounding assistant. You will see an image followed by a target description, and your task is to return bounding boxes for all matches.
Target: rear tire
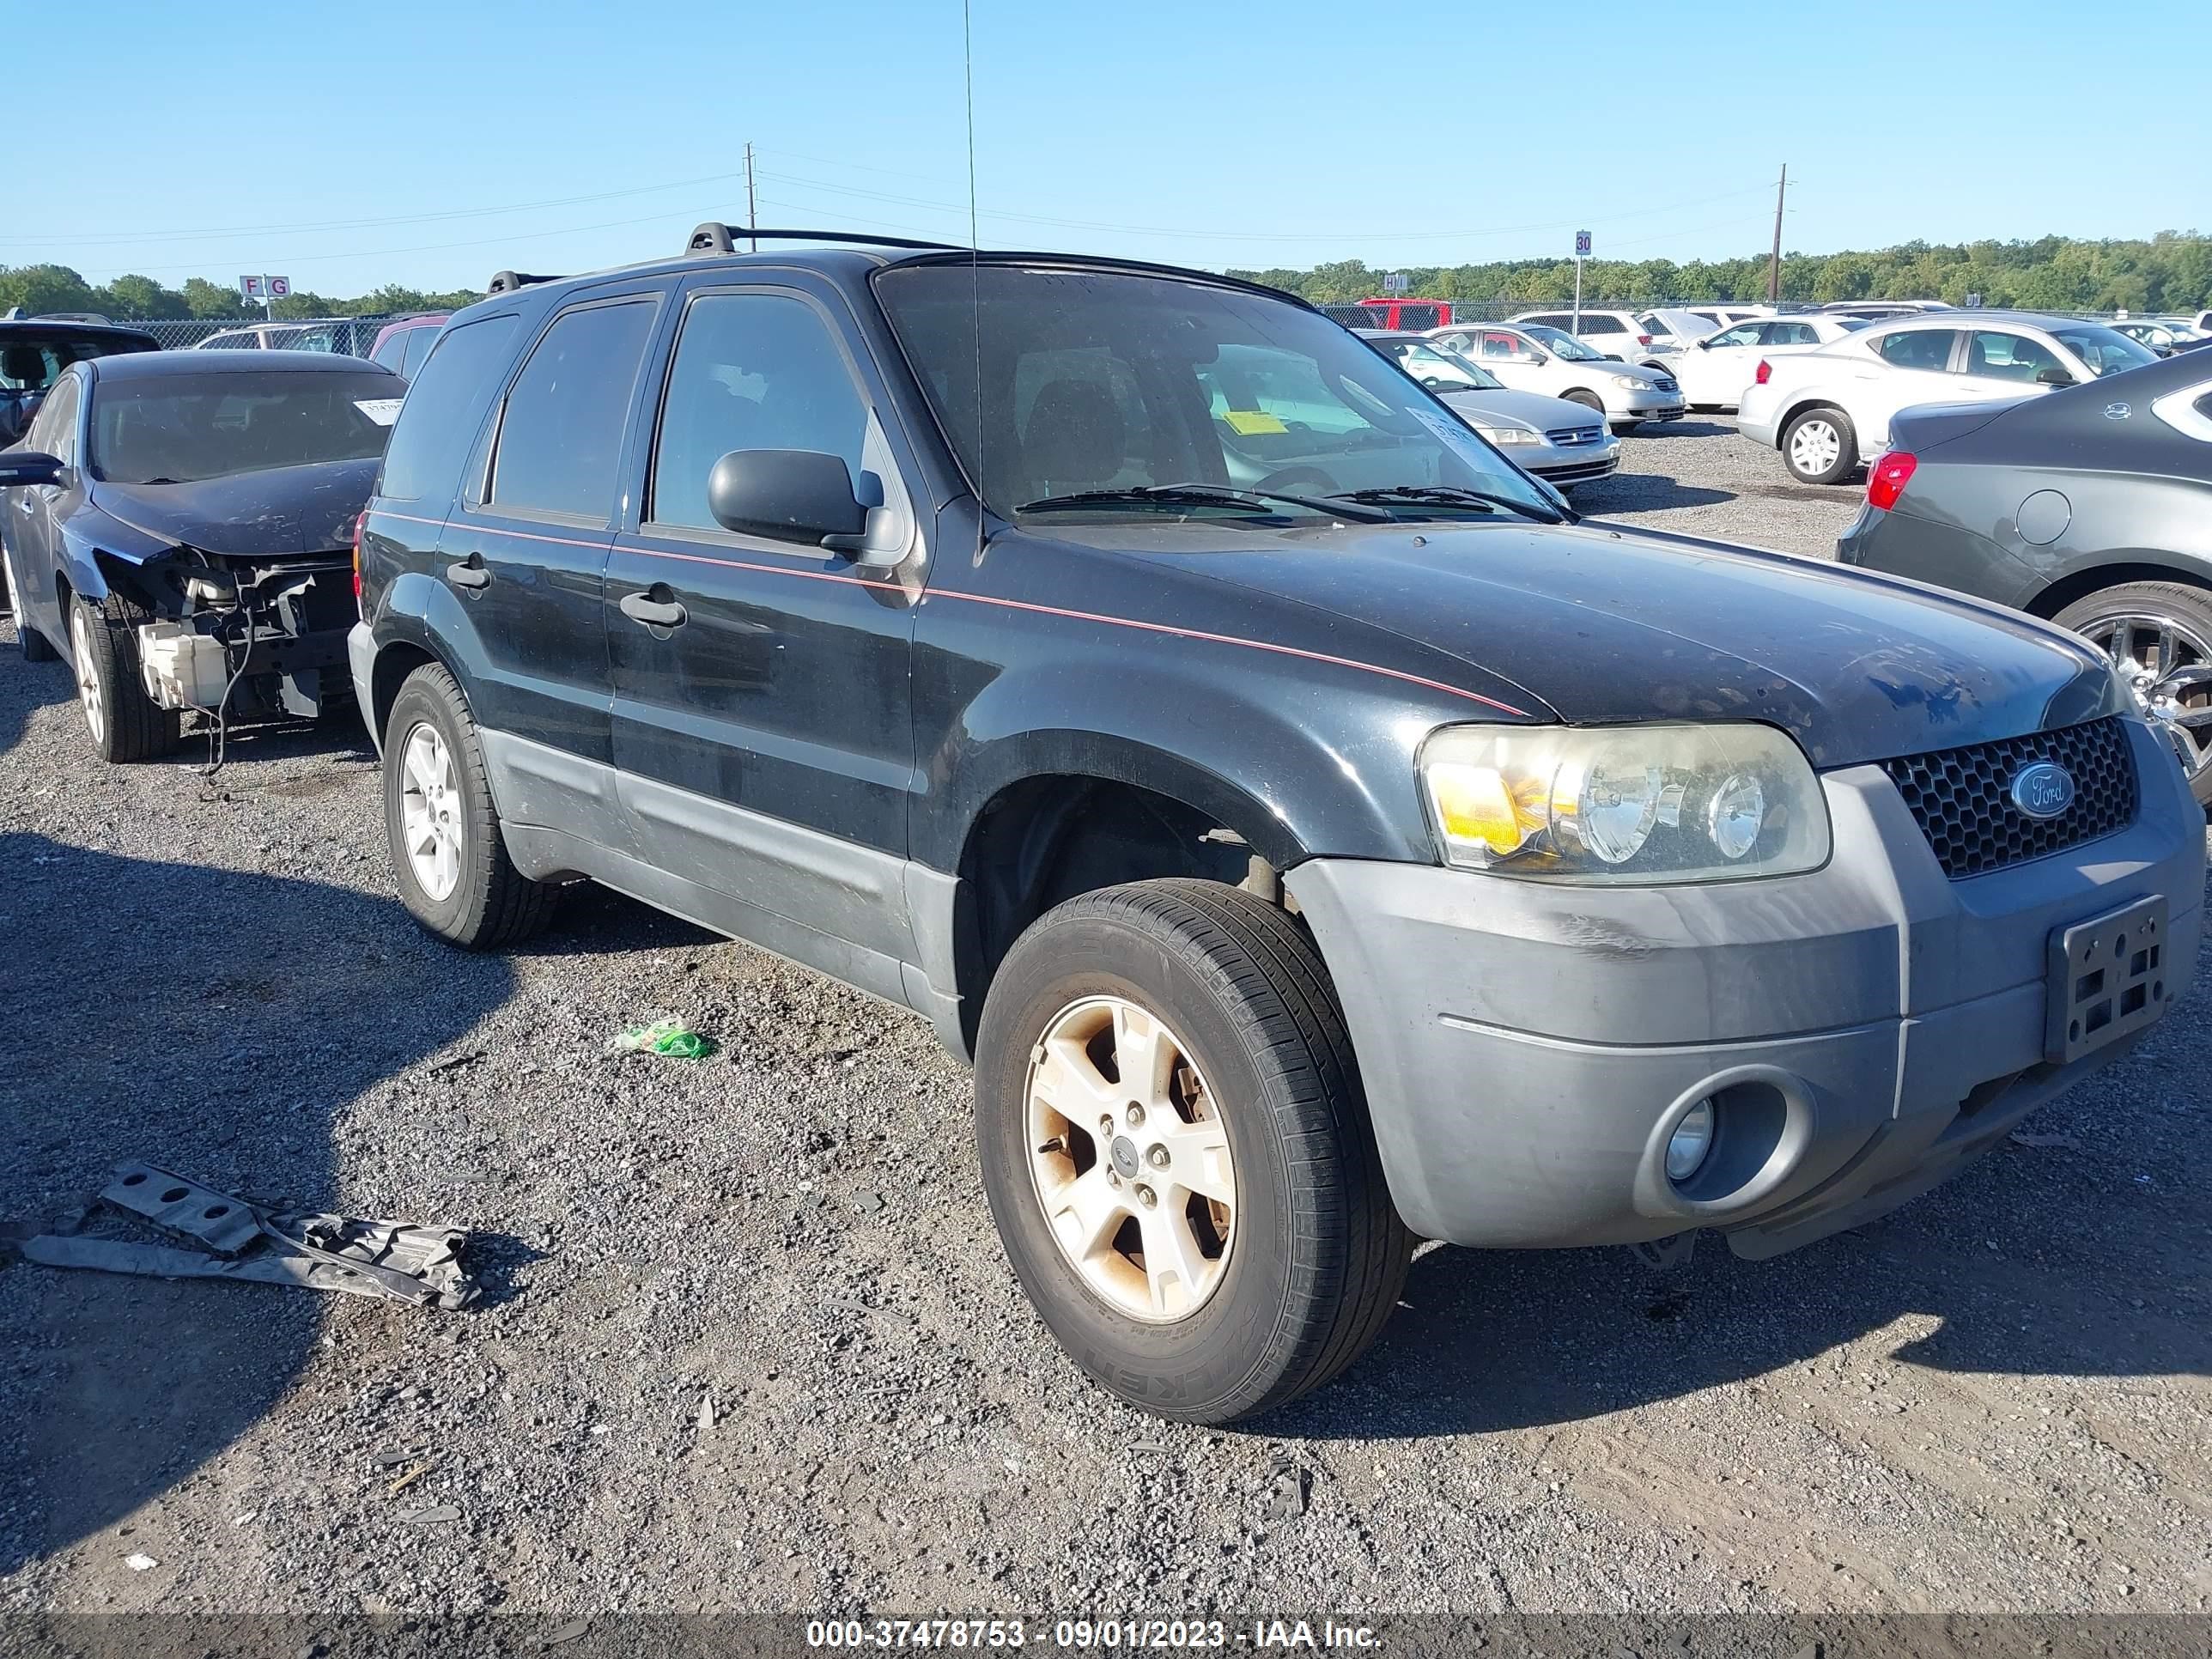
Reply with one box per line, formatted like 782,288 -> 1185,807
975,878 -> 1413,1425
1782,405 -> 1859,484
382,662 -> 555,948
70,593 -> 180,763
2054,580 -> 2212,806
4,549 -> 57,662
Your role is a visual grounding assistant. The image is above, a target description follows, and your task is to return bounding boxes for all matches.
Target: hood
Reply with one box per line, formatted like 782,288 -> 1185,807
1580,358 -> 1674,386
1068,518 -> 2120,769
90,457 -> 379,561
1437,387 -> 1611,433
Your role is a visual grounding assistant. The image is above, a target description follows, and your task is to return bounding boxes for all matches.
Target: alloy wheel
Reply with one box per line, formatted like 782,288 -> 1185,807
70,608 -> 104,743
2081,611 -> 2212,784
399,720 -> 465,901
1024,995 -> 1237,1322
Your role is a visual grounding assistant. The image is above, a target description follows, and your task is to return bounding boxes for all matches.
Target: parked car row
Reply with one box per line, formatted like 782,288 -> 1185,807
4,228 -> 2204,1429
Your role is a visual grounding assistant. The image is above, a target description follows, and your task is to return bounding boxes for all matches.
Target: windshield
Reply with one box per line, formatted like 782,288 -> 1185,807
2051,325 -> 2160,378
1378,340 -> 1506,392
874,265 -> 1559,521
88,370 -> 398,485
1515,324 -> 1605,362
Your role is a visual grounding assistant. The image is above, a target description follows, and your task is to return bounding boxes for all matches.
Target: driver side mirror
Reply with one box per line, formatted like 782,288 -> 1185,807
0,450 -> 63,489
2034,366 -> 2076,387
708,449 -> 869,552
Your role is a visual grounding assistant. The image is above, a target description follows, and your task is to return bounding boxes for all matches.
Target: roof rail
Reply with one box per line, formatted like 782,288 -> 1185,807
485,270 -> 565,295
684,222 -> 951,256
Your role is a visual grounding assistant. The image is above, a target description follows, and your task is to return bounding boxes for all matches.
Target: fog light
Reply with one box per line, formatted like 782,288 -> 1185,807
1666,1098 -> 1716,1182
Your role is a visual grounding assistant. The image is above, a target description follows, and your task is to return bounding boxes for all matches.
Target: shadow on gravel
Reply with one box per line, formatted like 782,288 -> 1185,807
0,831 -> 514,1575
1632,419 -> 1735,440
1579,477 -> 1736,514
1277,1071 -> 2212,1440
0,629 -> 71,762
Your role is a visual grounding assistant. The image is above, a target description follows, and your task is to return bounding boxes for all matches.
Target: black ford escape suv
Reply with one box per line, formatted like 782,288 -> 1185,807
350,226 -> 2203,1425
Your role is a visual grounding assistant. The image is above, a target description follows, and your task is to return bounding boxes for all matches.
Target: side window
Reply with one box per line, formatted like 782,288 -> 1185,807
1713,324 -> 1763,349
1876,329 -> 1960,374
371,331 -> 410,372
379,314 -> 522,501
32,374 -> 79,462
1396,303 -> 1441,331
1640,315 -> 1674,337
489,299 -> 658,521
1691,311 -> 1723,327
1966,331 -> 2058,382
1578,314 -> 1626,335
1521,313 -> 1569,331
1480,330 -> 1534,361
400,325 -> 441,379
649,291 -> 869,532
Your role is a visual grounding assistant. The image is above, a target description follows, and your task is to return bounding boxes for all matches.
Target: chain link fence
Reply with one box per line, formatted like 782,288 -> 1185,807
130,316 -> 403,356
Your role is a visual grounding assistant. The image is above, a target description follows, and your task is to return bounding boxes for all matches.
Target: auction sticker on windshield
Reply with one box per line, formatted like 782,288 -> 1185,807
354,398 -> 404,426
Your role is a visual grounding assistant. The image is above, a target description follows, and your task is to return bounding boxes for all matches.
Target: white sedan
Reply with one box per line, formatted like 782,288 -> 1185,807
1426,322 -> 1685,434
1668,313 -> 1868,411
1736,311 -> 2160,483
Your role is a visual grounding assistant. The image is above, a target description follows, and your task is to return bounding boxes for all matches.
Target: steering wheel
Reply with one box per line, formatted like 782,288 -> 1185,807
1253,465 -> 1340,495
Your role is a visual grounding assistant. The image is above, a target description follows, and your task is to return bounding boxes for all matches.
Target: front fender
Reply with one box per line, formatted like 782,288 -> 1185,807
914,652 -> 1455,874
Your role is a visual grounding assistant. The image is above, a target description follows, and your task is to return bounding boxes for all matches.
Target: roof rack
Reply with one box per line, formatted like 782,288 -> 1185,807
684,222 -> 951,256
485,270 -> 566,295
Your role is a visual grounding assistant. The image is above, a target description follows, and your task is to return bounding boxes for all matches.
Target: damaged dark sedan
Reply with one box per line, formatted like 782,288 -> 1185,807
0,349 -> 399,761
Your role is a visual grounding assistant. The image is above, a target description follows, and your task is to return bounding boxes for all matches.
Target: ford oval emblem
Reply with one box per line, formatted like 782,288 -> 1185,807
2010,761 -> 2075,819
2104,402 -> 2131,421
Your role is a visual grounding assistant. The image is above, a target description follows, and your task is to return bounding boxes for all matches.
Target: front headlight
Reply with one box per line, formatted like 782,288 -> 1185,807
1475,425 -> 1538,446
1608,374 -> 1647,390
1418,723 -> 1831,884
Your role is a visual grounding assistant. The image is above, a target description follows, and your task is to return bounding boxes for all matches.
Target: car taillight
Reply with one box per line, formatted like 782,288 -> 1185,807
351,510 -> 367,606
1754,359 -> 1772,385
1868,452 -> 1917,512
1636,333 -> 1652,347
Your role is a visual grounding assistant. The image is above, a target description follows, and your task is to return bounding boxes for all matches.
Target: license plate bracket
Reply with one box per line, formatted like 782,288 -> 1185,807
2045,894 -> 2170,1065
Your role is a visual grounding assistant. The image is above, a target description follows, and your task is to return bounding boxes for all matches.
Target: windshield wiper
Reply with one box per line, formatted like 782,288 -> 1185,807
1016,484 -> 1394,523
1332,485 -> 1569,525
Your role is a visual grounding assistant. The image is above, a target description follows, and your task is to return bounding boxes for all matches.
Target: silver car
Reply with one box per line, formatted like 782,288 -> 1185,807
1361,332 -> 1620,489
1430,321 -> 1686,434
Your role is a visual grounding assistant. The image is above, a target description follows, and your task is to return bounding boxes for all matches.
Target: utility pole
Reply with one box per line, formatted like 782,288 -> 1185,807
744,143 -> 757,252
1766,162 -> 1787,304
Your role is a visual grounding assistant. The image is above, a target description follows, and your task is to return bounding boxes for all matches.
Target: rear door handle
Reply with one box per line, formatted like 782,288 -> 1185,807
447,554 -> 490,590
620,590 -> 687,629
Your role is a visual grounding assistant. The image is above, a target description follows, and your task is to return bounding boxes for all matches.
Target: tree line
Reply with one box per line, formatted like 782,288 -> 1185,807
0,265 -> 479,322
1224,233 -> 2212,313
7,232 -> 2209,323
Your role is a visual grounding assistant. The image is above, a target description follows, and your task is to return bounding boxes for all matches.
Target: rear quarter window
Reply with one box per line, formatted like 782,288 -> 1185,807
377,314 -> 522,501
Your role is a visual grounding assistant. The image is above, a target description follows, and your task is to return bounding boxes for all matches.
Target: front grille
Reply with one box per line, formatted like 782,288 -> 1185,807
1544,425 -> 1607,447
1881,716 -> 2138,879
1650,376 -> 1680,392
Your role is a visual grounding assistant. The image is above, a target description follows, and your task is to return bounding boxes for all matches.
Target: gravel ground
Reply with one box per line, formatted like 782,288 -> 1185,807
2,420 -> 2207,1622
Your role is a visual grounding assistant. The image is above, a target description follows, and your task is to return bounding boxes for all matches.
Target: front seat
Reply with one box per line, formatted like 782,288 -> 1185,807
1020,380 -> 1124,502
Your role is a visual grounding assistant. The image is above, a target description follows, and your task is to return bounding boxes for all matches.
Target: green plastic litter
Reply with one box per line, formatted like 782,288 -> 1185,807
610,1018 -> 718,1060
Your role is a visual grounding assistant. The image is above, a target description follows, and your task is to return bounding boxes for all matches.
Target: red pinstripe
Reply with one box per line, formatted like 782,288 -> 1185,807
367,507 -> 1529,717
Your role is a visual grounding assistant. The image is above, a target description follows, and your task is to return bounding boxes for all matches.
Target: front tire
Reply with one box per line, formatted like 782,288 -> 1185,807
2055,580 -> 2212,805
70,593 -> 179,763
975,879 -> 1413,1425
1782,405 -> 1858,483
381,662 -> 554,948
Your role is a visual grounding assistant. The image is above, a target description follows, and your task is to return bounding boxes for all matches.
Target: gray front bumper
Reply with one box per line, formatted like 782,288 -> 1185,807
1285,720 -> 2203,1256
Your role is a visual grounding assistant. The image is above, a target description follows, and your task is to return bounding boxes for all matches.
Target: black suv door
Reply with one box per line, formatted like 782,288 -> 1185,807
436,287 -> 662,772
605,275 -> 923,991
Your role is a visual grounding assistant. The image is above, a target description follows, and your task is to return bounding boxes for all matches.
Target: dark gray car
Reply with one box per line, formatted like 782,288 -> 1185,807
1836,349 -> 2212,801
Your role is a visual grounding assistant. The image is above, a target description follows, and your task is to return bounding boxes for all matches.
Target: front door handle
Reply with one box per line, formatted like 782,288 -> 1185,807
447,554 -> 490,590
620,590 -> 687,629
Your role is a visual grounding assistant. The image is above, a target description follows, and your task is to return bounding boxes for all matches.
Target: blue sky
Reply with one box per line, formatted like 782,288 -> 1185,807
15,0 -> 2209,296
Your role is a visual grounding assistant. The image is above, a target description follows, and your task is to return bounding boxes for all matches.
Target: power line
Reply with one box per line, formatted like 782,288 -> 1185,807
0,167 -> 757,248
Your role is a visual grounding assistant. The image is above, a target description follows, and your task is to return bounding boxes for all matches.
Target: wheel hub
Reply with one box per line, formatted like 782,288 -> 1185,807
398,721 -> 465,902
1023,994 -> 1237,1324
2081,611 -> 2212,784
